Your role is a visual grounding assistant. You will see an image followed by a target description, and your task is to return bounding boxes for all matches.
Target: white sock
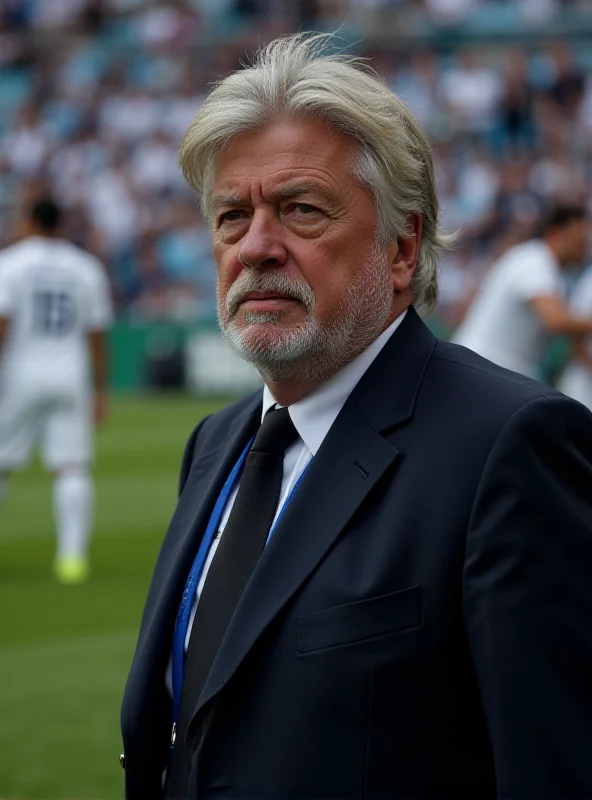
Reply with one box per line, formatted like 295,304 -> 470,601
53,470 -> 94,561
0,474 -> 8,508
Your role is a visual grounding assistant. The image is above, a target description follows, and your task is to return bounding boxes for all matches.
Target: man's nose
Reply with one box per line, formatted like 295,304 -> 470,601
238,211 -> 288,269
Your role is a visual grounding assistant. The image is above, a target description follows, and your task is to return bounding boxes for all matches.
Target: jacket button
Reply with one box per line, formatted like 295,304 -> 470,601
119,753 -> 126,769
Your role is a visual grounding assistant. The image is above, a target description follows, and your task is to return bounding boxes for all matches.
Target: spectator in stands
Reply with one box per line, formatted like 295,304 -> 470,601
497,51 -> 535,153
2,102 -> 52,178
439,48 -> 503,137
423,0 -> 478,26
546,41 -> 585,112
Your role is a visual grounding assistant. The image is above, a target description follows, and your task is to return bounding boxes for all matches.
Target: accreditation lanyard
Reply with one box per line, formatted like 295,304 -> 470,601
171,435 -> 312,742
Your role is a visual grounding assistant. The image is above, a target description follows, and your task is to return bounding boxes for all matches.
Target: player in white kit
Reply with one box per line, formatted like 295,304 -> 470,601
453,206 -> 592,379
0,198 -> 113,584
558,266 -> 592,410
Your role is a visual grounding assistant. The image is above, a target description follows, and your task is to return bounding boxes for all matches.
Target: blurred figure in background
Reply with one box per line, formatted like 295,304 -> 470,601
0,197 -> 113,584
452,205 -> 592,378
559,265 -> 592,410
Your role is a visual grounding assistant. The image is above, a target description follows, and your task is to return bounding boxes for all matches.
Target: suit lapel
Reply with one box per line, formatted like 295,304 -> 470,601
192,308 -> 437,719
161,394 -> 263,600
126,392 -> 262,731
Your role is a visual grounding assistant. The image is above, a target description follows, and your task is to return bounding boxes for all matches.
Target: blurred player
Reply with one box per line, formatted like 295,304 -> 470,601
453,205 -> 592,378
0,198 -> 113,584
558,265 -> 592,410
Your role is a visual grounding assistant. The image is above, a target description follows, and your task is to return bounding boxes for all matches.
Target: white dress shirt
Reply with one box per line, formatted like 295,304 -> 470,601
165,309 -> 407,693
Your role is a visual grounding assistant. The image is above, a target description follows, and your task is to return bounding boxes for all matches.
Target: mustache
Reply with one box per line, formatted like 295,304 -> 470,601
225,272 -> 316,317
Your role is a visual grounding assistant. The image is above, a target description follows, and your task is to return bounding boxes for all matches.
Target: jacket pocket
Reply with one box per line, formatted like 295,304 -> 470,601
296,585 -> 423,655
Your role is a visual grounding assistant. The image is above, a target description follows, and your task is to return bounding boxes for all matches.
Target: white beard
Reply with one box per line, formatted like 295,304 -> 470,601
218,242 -> 394,385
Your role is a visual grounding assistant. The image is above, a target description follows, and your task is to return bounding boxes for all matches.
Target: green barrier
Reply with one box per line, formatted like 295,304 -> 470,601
109,320 -> 217,390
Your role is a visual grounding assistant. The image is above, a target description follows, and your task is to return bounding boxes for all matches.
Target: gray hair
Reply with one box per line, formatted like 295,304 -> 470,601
179,33 -> 456,316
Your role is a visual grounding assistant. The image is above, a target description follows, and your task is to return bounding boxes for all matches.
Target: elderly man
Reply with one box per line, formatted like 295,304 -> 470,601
121,34 -> 592,799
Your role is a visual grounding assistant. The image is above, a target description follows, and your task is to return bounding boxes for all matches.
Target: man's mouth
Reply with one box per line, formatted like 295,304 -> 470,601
238,291 -> 298,312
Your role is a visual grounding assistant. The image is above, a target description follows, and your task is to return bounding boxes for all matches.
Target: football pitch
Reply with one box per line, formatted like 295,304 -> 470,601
0,393 -> 228,799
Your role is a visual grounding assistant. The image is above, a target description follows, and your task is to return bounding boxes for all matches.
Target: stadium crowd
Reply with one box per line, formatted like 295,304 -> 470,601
0,0 -> 591,331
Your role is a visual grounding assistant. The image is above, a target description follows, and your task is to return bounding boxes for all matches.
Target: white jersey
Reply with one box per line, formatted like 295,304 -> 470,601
452,240 -> 563,377
558,266 -> 592,410
0,236 -> 113,392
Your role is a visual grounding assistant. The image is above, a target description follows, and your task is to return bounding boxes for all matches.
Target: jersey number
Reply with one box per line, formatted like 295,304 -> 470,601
33,290 -> 76,336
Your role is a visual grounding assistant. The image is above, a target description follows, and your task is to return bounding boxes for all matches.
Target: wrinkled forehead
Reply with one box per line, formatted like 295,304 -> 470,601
207,118 -> 361,205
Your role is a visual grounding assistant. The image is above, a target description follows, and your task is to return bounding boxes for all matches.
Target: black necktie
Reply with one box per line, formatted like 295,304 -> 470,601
166,407 -> 298,794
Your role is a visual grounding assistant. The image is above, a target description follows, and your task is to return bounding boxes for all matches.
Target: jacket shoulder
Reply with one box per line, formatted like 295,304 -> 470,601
430,339 -> 559,404
416,338 -> 569,448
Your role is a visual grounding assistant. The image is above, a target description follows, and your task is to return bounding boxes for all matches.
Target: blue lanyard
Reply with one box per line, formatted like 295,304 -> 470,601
171,438 -> 312,736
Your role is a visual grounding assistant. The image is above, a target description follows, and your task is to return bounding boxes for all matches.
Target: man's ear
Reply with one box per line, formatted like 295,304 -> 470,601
387,214 -> 423,293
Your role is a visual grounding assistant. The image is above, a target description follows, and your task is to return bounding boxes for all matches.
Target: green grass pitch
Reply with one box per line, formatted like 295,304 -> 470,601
0,394 -> 229,799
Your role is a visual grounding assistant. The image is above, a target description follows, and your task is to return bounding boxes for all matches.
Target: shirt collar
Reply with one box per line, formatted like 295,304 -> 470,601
262,309 -> 407,455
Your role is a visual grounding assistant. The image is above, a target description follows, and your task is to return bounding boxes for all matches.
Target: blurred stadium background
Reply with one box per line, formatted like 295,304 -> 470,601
1,0 -> 591,797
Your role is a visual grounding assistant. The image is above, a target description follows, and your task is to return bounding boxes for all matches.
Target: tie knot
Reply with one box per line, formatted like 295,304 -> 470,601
252,406 -> 298,455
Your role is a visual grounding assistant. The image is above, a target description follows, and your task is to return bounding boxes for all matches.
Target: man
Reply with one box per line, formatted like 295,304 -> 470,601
452,205 -> 592,378
558,264 -> 592,410
0,197 -> 113,584
121,34 -> 592,799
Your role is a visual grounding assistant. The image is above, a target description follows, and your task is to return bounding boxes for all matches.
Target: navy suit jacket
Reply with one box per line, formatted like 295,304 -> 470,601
121,307 -> 592,799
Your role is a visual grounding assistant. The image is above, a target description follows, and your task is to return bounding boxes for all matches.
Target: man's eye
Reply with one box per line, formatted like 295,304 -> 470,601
292,203 -> 320,215
219,210 -> 247,224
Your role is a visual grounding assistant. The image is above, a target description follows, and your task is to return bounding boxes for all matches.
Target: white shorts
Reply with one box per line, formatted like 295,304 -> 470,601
0,383 -> 92,471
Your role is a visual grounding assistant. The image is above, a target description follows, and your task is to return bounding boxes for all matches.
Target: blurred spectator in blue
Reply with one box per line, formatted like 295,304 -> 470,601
497,51 -> 536,153
545,42 -> 585,111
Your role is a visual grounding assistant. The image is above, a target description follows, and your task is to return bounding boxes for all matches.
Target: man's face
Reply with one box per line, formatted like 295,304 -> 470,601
562,218 -> 590,267
210,117 -> 415,378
